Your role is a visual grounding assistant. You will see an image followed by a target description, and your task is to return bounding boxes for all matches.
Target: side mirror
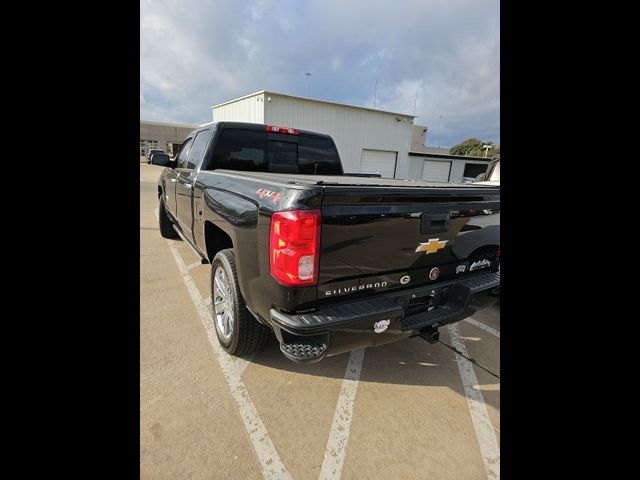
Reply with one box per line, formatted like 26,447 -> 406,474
151,155 -> 176,168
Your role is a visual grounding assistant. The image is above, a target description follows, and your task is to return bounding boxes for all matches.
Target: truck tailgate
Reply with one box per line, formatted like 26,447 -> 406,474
317,185 -> 500,302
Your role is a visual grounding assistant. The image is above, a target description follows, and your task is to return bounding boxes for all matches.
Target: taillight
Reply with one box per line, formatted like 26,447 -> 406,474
266,125 -> 299,135
269,209 -> 321,286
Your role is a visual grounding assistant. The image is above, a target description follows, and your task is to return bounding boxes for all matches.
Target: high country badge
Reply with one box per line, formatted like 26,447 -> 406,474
470,259 -> 491,271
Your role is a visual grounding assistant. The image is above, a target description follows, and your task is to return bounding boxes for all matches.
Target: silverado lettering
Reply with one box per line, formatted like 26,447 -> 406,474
325,282 -> 388,297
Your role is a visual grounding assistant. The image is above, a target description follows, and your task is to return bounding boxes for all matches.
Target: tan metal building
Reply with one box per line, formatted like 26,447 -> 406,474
140,120 -> 198,156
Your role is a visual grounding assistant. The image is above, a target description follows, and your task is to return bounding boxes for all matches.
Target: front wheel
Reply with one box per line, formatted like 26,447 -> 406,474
211,249 -> 270,356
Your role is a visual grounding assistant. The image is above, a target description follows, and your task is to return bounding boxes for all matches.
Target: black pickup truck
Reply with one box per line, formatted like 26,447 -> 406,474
152,122 -> 500,363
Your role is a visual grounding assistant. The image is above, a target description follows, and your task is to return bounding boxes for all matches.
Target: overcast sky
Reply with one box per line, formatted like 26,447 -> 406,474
141,0 -> 499,148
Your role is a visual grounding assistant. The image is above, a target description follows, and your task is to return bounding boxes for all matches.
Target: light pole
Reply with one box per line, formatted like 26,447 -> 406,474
305,72 -> 312,97
482,144 -> 492,158
435,115 -> 443,148
373,80 -> 378,108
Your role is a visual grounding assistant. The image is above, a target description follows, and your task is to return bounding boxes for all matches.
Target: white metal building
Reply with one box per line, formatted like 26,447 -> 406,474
140,120 -> 198,156
407,125 -> 490,183
212,91 -> 416,178
407,151 -> 490,183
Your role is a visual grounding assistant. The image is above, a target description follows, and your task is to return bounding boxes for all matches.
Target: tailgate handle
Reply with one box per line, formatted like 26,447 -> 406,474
421,213 -> 449,234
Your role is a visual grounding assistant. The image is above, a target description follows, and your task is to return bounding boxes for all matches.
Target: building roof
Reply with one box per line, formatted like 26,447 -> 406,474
421,147 -> 452,154
140,120 -> 200,129
409,150 -> 490,162
211,90 -> 416,119
411,145 -> 452,155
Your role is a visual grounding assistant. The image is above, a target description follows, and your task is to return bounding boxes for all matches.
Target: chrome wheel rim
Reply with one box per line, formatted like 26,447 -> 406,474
213,267 -> 234,342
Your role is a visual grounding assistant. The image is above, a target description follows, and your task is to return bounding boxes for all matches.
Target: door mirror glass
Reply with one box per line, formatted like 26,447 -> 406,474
151,154 -> 175,168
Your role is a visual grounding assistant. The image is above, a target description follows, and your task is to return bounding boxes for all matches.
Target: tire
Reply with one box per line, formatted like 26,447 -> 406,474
211,249 -> 270,356
159,196 -> 179,239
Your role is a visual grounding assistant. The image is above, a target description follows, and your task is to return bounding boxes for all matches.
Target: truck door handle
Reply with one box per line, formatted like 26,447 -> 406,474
184,183 -> 192,189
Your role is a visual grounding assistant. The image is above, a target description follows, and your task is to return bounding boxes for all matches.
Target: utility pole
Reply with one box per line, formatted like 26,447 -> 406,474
305,72 -> 312,97
435,115 -> 443,148
373,80 -> 378,108
413,86 -> 419,116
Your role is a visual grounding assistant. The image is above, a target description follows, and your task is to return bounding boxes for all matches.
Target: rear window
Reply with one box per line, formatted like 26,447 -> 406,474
209,128 -> 342,175
298,136 -> 343,174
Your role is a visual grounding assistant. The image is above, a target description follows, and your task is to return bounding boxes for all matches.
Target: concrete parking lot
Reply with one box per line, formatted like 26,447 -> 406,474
140,163 -> 500,480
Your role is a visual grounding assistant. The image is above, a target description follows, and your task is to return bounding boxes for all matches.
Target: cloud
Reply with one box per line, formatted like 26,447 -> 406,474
141,0 -> 499,146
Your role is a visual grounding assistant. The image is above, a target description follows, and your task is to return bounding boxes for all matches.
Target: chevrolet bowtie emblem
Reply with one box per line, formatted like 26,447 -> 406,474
415,238 -> 448,254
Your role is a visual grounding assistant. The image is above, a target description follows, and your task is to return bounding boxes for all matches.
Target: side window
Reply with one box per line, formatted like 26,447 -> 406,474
176,138 -> 193,169
186,129 -> 213,170
212,129 -> 268,172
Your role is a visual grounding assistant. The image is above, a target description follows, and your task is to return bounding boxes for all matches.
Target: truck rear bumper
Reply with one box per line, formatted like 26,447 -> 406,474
269,271 -> 499,362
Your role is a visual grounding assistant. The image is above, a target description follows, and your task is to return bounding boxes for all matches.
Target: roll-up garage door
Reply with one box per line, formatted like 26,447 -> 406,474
421,160 -> 451,182
360,149 -> 397,178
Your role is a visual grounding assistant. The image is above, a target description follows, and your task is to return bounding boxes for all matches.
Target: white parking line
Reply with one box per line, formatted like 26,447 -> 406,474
464,317 -> 500,338
319,348 -> 366,480
156,209 -> 292,480
448,323 -> 500,479
232,352 -> 256,378
186,261 -> 201,271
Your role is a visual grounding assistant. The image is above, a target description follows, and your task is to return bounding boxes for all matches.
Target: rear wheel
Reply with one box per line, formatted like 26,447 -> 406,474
159,196 -> 179,239
212,249 -> 270,355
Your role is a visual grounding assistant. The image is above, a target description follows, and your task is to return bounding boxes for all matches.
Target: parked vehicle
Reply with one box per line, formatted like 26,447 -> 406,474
152,122 -> 500,363
474,157 -> 500,185
146,148 -> 164,162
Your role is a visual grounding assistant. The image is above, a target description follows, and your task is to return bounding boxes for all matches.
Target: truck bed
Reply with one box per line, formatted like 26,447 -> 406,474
210,170 -> 500,190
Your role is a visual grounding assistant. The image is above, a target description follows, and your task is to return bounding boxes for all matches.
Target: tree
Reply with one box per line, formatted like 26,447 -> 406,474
450,138 -> 500,157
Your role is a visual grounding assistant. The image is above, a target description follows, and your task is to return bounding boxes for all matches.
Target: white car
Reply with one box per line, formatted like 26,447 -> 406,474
474,157 -> 500,186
